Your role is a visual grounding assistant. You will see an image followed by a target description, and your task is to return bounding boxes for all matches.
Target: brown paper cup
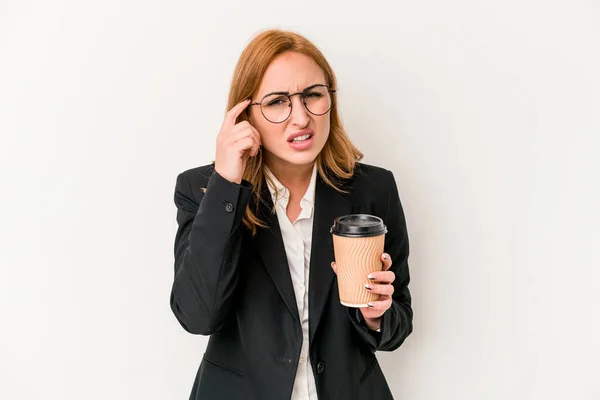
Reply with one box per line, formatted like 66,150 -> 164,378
331,214 -> 387,308
332,234 -> 385,307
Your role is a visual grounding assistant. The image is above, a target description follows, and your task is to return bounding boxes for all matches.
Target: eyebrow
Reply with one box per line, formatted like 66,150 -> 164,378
260,83 -> 326,98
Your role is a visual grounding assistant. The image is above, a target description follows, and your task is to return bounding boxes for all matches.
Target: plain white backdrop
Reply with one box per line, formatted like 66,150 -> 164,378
1,0 -> 599,399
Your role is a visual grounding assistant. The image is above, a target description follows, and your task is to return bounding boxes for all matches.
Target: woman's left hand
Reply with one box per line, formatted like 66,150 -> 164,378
331,253 -> 395,331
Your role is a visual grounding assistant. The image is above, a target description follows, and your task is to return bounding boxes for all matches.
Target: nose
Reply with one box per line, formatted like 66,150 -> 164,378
288,94 -> 310,127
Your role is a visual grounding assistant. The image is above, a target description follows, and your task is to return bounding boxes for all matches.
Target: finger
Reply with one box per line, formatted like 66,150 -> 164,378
227,129 -> 260,157
330,262 -> 337,275
233,137 -> 255,156
227,123 -> 262,149
229,135 -> 259,158
367,270 -> 396,284
367,295 -> 393,311
227,128 -> 261,149
365,282 -> 394,296
381,253 -> 393,271
240,132 -> 260,157
222,99 -> 252,129
242,123 -> 262,148
232,121 -> 262,144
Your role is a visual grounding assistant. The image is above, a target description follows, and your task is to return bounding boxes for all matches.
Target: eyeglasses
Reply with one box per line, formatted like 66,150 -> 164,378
250,84 -> 336,124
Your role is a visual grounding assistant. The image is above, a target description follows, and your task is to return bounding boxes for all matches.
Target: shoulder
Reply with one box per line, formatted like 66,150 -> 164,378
175,163 -> 216,190
340,163 -> 404,222
332,162 -> 396,209
337,162 -> 400,212
174,164 -> 218,209
349,162 -> 395,193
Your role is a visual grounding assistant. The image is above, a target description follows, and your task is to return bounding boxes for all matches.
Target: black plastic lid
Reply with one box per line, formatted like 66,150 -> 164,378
330,214 -> 387,237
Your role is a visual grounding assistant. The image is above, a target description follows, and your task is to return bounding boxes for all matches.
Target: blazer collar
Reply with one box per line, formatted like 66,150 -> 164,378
308,174 -> 353,345
253,171 -> 353,344
253,182 -> 300,323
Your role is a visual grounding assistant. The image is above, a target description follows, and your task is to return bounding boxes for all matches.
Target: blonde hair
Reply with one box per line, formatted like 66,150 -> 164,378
226,29 -> 363,235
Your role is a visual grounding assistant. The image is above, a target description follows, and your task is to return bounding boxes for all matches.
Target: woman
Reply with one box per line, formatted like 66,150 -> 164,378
171,29 -> 413,400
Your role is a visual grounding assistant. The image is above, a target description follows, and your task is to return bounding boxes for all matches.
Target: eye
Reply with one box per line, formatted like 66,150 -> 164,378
304,91 -> 323,99
264,95 -> 289,107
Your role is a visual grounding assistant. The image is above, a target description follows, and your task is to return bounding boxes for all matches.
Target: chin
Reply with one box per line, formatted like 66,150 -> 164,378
267,150 -> 319,168
288,149 -> 323,165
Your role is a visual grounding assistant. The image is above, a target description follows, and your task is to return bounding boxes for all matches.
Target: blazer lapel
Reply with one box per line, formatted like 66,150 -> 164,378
254,184 -> 300,324
308,176 -> 352,345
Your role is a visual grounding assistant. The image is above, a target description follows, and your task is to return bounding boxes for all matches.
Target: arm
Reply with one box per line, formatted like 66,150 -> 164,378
347,169 -> 413,352
170,169 -> 252,335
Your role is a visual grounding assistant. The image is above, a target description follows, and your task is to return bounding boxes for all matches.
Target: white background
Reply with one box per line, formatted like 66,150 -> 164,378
1,1 -> 599,399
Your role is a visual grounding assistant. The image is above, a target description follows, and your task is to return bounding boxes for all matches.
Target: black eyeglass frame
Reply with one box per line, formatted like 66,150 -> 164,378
249,84 -> 336,124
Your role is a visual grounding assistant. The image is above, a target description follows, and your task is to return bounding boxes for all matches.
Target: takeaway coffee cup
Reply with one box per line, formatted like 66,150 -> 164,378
330,214 -> 387,307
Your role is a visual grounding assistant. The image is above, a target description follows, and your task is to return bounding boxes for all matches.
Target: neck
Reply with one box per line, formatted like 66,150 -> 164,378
265,156 -> 314,194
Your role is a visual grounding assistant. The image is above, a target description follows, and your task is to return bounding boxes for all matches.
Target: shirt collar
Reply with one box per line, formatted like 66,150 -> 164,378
303,164 -> 318,208
264,164 -> 318,214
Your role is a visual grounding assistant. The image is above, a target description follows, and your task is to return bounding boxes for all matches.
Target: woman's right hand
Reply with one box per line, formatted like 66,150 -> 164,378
214,99 -> 262,184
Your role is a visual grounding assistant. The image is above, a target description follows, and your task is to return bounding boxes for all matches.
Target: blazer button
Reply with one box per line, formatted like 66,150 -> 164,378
224,202 -> 234,213
317,361 -> 325,374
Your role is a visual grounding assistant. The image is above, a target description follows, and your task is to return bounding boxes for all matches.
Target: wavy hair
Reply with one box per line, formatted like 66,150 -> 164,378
226,29 -> 363,235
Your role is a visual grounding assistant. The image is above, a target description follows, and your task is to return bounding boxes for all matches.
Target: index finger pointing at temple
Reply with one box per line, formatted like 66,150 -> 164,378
222,99 -> 252,129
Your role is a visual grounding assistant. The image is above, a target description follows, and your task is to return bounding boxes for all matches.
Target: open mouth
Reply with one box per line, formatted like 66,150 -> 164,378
289,134 -> 314,143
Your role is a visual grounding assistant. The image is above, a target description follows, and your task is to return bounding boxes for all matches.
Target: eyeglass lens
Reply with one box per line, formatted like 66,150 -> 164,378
260,86 -> 332,123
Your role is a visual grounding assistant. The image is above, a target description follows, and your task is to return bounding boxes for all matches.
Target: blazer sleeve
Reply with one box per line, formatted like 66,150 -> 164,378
347,169 -> 414,352
170,169 -> 253,335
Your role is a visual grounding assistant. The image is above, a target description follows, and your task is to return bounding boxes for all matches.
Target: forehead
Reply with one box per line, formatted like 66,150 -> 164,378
256,51 -> 326,96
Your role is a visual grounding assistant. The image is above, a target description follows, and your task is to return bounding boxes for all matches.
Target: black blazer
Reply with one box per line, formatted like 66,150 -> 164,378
170,162 -> 413,400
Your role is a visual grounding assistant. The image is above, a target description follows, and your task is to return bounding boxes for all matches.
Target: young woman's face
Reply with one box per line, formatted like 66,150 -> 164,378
249,51 -> 331,171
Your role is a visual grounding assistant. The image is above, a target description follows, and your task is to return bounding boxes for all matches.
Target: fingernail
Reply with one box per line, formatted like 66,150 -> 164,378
368,274 -> 375,280
365,284 -> 372,290
382,254 -> 388,260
